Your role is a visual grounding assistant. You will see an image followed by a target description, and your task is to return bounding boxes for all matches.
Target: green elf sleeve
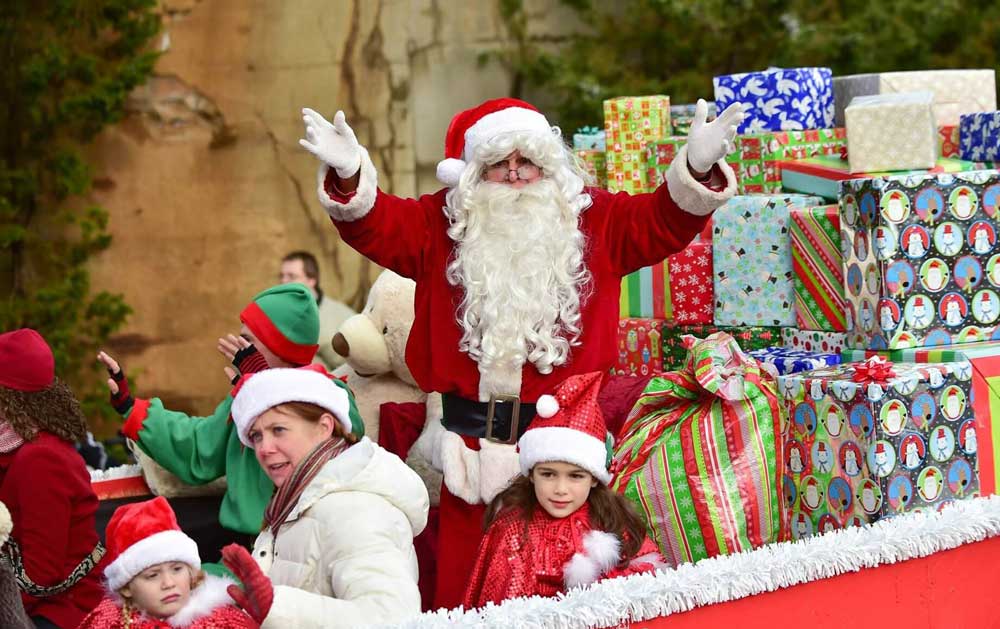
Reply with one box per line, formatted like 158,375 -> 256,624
122,396 -> 274,534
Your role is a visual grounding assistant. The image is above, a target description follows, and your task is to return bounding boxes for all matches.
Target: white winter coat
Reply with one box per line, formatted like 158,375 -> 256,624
252,437 -> 429,628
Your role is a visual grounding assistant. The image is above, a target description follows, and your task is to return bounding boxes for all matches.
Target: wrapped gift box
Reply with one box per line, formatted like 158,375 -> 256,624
604,95 -> 671,194
790,204 -> 848,331
780,155 -> 990,200
613,318 -> 665,377
843,340 -> 1000,364
665,242 -> 713,323
845,92 -> 937,173
573,126 -> 606,151
939,125 -> 960,159
576,149 -> 607,189
749,346 -> 841,375
959,112 -> 1000,162
669,101 -> 716,136
620,260 -> 672,319
778,358 -> 978,535
781,328 -> 848,353
840,169 -> 1000,350
662,324 -> 780,370
713,194 -> 823,326
834,69 -> 998,127
646,138 -> 686,190
714,67 -> 834,134
971,355 -> 1000,495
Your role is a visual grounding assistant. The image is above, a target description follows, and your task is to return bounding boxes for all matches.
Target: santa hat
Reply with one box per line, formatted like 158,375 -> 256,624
0,329 -> 54,392
889,191 -> 904,201
518,372 -> 612,484
103,497 -> 200,592
435,98 -> 554,187
239,283 -> 320,366
231,364 -> 364,447
959,188 -> 970,196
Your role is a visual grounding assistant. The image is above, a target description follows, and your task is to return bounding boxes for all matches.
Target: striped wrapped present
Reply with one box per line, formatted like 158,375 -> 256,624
612,332 -> 788,566
790,204 -> 848,331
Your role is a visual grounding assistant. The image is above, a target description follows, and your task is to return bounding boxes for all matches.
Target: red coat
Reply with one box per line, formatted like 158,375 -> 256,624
0,431 -> 107,628
330,179 -> 710,402
462,503 -> 664,608
77,575 -> 255,629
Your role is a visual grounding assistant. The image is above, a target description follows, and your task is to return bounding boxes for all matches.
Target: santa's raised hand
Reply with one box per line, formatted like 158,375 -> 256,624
299,108 -> 362,178
686,99 -> 747,175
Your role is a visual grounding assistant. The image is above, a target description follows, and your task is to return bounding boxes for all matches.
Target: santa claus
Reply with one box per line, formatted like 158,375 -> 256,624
924,259 -> 945,291
954,187 -> 974,218
885,190 -> 907,222
920,468 -> 943,502
300,97 -> 743,607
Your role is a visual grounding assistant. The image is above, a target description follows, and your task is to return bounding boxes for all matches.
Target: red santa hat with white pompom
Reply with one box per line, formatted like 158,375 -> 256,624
519,371 -> 612,484
435,98 -> 554,188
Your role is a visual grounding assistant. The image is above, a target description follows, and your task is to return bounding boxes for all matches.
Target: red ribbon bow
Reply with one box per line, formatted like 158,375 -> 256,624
852,356 -> 896,383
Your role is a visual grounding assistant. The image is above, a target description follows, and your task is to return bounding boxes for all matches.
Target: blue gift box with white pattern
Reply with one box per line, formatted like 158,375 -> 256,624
749,346 -> 841,375
713,67 -> 834,134
959,112 -> 1000,162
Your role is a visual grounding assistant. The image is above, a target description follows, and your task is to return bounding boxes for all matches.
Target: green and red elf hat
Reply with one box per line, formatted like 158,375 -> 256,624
240,283 -> 320,366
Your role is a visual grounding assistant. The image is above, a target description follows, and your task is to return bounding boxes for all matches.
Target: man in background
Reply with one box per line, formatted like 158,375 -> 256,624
280,250 -> 356,369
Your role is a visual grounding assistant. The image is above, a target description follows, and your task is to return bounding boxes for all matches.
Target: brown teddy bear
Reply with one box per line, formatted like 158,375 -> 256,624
0,501 -> 32,629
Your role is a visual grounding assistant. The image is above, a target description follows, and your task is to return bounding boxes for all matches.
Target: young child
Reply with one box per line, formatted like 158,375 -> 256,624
463,372 -> 665,608
77,497 -> 257,629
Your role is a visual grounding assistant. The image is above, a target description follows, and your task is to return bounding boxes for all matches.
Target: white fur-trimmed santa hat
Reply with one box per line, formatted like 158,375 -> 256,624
230,364 -> 364,447
436,97 -> 554,188
518,371 -> 612,485
104,497 -> 200,591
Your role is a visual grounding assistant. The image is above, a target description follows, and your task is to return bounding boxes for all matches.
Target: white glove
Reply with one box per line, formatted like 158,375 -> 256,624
686,99 -> 747,174
299,108 -> 362,178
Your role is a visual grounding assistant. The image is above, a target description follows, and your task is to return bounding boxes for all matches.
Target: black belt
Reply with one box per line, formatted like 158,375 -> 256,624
441,393 -> 536,444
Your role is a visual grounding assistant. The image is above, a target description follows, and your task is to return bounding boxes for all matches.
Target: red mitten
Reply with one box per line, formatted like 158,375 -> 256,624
107,365 -> 135,415
221,544 -> 274,625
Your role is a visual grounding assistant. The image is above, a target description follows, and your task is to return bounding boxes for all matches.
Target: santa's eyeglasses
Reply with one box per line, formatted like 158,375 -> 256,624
482,157 -> 542,183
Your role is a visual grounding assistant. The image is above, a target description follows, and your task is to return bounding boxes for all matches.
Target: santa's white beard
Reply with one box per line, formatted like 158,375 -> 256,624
446,179 -> 588,375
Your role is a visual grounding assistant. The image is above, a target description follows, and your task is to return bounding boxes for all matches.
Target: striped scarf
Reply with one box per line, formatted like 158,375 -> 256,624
262,437 -> 349,535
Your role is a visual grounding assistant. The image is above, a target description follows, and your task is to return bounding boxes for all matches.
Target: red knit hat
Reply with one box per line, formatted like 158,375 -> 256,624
518,371 -> 611,484
103,497 -> 200,591
435,98 -> 553,187
0,329 -> 54,392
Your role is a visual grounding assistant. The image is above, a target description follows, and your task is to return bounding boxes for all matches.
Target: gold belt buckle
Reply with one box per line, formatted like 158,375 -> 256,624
485,393 -> 521,445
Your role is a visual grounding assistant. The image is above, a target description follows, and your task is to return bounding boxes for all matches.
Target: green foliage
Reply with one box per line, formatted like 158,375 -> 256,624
0,0 -> 160,432
492,0 -> 1000,133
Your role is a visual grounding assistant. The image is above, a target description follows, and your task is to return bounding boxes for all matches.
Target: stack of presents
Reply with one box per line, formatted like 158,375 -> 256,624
597,67 -> 1000,566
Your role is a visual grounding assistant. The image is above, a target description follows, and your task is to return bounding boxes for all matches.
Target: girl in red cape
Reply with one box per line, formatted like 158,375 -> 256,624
463,372 -> 665,608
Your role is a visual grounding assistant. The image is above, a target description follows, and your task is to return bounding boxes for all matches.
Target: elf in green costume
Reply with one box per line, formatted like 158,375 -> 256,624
96,283 -> 321,535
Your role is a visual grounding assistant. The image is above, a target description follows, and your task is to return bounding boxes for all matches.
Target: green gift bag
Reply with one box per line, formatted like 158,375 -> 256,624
611,332 -> 789,566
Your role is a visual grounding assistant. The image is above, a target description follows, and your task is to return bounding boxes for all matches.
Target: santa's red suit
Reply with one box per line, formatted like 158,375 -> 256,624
315,98 -> 735,609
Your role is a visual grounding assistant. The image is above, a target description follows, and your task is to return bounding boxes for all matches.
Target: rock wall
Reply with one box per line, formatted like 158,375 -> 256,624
86,0 -> 579,416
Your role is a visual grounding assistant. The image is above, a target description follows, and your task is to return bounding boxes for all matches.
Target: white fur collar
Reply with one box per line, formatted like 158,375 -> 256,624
165,574 -> 236,628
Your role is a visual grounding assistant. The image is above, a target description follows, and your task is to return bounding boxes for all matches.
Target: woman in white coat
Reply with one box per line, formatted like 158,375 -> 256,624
220,364 -> 429,628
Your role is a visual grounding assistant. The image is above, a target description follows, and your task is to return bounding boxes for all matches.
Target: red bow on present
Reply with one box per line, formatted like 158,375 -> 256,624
852,356 -> 896,383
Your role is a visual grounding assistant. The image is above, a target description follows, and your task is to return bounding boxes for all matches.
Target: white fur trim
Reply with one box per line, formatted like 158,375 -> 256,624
664,144 -> 737,217
105,530 -> 201,592
166,575 -> 236,628
0,501 -> 11,543
564,531 -> 621,589
317,146 -> 378,222
436,157 -> 467,187
387,495 -> 1000,628
535,394 -> 559,419
231,367 -> 352,447
463,107 -> 552,162
438,431 -> 482,504
89,463 -> 144,482
477,440 -> 521,504
518,426 -> 611,485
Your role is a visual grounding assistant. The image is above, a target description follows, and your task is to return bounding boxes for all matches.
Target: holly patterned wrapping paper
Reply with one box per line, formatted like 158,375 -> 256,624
839,169 -> 1000,350
834,69 -> 998,127
604,95 -> 671,194
669,101 -> 716,136
749,346 -> 841,375
714,67 -> 834,134
777,358 -> 978,537
781,328 -> 849,353
939,125 -> 960,159
576,149 -> 607,189
613,318 -> 664,377
845,92 -> 937,174
712,194 -> 823,326
661,324 -> 781,370
791,204 -> 848,331
959,112 -> 1000,162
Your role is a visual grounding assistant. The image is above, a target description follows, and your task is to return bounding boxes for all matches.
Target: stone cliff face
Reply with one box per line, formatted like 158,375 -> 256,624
86,0 -> 579,415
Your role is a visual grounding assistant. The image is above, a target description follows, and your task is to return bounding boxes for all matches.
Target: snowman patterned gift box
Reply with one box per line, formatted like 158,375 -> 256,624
959,112 -> 1000,163
713,194 -> 824,326
749,346 -> 841,376
840,169 -> 1000,350
777,357 -> 978,538
713,67 -> 834,135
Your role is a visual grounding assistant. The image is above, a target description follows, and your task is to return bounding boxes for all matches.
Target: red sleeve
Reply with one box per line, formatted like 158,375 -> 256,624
604,536 -> 669,581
